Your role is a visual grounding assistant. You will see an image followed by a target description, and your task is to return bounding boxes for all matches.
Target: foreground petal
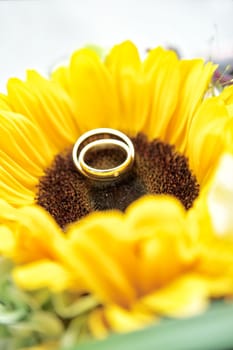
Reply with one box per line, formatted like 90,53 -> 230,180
0,199 -> 17,222
13,260 -> 75,292
0,205 -> 66,264
0,225 -> 15,256
68,212 -> 137,308
126,196 -> 197,294
207,153 -> 233,237
141,274 -> 209,317
104,304 -> 155,333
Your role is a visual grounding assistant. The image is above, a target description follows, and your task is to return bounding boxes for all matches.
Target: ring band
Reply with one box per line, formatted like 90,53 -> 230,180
79,139 -> 133,179
72,128 -> 135,181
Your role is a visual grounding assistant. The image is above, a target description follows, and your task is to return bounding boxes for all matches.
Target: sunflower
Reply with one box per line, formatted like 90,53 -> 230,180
1,41 -> 233,342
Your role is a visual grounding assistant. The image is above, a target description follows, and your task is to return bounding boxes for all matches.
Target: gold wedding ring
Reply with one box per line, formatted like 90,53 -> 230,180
72,128 -> 135,181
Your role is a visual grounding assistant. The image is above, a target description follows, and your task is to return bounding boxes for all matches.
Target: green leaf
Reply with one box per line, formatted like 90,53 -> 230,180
66,301 -> 233,350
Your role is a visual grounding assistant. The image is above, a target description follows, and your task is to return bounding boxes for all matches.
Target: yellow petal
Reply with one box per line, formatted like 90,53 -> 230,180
1,162 -> 35,195
126,195 -> 186,238
0,112 -> 52,205
0,199 -> 17,221
1,150 -> 37,189
220,84 -> 233,104
104,304 -> 155,333
197,239 -> 233,283
26,70 -> 79,142
187,97 -> 229,185
207,153 -> 233,238
224,119 -> 233,152
68,213 -> 137,308
105,41 -> 148,135
126,196 -> 197,294
7,71 -> 79,151
0,203 -> 84,292
0,93 -> 12,110
143,49 -> 180,141
51,66 -> 70,93
0,225 -> 15,256
141,274 -> 209,317
88,308 -> 109,339
0,111 -> 53,175
13,259 -> 74,292
167,60 -> 216,152
69,48 -> 119,131
10,205 -> 67,263
143,46 -> 171,73
0,175 -> 34,206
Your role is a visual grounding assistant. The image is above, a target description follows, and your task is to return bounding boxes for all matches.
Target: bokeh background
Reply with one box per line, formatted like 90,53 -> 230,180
0,0 -> 232,89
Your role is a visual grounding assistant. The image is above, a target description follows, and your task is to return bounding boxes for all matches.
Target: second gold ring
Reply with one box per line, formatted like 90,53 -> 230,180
72,128 -> 135,181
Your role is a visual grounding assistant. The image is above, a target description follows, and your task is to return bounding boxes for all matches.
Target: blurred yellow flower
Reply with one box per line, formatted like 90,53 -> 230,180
1,41 -> 233,336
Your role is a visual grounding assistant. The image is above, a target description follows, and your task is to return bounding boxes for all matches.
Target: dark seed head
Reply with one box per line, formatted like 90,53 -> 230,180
36,133 -> 199,229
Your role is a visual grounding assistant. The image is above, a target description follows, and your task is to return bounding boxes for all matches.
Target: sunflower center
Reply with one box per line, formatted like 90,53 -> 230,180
36,133 -> 199,229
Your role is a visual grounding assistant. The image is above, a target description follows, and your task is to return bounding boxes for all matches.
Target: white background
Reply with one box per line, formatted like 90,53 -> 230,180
0,0 -> 232,89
